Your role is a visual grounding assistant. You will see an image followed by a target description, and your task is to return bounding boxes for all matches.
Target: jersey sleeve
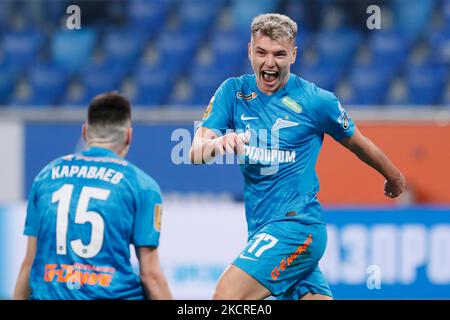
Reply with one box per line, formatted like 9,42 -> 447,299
24,180 -> 41,237
132,178 -> 163,247
200,78 -> 235,134
315,89 -> 355,141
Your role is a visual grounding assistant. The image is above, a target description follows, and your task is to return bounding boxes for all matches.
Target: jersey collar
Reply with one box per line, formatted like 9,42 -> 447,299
84,146 -> 118,157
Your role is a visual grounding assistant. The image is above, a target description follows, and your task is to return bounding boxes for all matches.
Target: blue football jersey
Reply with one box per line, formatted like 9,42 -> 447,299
201,74 -> 355,236
24,146 -> 162,299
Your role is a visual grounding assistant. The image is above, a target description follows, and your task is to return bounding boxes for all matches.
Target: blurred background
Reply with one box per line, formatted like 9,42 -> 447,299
0,0 -> 449,299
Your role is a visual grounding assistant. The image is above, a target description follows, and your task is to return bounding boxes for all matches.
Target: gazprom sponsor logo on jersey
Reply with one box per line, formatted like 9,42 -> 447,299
236,92 -> 257,101
281,97 -> 302,113
244,145 -> 296,164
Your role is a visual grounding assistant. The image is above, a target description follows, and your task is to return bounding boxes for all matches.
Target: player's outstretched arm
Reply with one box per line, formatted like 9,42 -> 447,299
13,236 -> 37,300
189,127 -> 247,164
137,246 -> 173,300
339,127 -> 406,198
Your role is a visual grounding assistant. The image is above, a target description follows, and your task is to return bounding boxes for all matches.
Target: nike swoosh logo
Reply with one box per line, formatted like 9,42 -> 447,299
272,118 -> 299,131
239,253 -> 258,261
241,114 -> 259,121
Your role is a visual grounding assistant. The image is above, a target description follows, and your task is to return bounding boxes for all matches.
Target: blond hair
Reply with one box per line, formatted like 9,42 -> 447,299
251,13 -> 297,41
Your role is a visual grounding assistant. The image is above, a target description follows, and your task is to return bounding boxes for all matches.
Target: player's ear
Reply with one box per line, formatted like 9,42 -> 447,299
82,123 -> 88,142
126,127 -> 132,146
291,45 -> 298,64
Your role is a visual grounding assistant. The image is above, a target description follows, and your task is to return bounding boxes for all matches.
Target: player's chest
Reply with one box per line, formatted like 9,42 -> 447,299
232,96 -> 316,145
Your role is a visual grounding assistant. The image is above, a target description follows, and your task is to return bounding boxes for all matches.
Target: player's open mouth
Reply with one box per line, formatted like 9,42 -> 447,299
261,70 -> 279,86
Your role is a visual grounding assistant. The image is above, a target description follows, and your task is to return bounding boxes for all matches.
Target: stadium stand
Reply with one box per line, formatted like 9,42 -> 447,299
0,0 -> 448,108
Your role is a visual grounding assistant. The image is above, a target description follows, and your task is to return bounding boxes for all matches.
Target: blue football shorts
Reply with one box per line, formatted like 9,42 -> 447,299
232,220 -> 332,299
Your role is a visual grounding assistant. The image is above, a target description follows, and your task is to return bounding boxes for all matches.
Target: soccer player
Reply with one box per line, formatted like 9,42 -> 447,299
189,14 -> 406,300
13,92 -> 172,300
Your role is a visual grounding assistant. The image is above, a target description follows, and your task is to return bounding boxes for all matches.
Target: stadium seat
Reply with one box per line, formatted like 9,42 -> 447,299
9,63 -> 69,107
405,62 -> 448,105
392,0 -> 436,42
103,27 -> 148,70
210,29 -> 248,74
177,0 -> 223,31
0,64 -> 20,105
29,63 -> 69,106
231,0 -> 281,30
347,63 -> 393,105
315,28 -> 361,69
51,28 -> 97,74
295,61 -> 342,92
368,29 -> 410,71
155,28 -> 203,75
442,0 -> 450,25
128,0 -> 168,31
186,63 -> 231,105
65,60 -> 126,106
132,64 -> 177,106
2,29 -> 43,71
429,27 -> 450,65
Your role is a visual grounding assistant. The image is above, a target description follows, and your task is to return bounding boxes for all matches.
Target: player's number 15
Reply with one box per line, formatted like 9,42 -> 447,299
52,184 -> 110,258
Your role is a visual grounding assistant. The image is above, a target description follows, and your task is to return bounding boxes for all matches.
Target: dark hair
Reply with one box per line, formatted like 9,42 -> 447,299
88,92 -> 131,127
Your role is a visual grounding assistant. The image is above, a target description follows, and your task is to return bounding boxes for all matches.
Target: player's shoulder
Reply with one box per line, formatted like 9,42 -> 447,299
291,73 -> 338,110
126,162 -> 162,195
32,153 -> 76,185
217,74 -> 255,93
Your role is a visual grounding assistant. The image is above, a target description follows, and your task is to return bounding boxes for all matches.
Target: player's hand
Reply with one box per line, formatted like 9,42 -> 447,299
384,173 -> 406,198
215,132 -> 247,155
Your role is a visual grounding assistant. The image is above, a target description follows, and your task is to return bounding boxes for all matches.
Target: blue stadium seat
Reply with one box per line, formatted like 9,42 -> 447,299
443,0 -> 450,25
103,28 -> 148,70
231,0 -> 281,30
429,27 -> 450,65
0,64 -> 19,105
186,63 -> 230,105
405,62 -> 447,105
392,0 -> 436,42
128,0 -> 168,31
315,28 -> 361,69
63,61 -> 125,106
368,29 -> 410,71
9,63 -> 69,106
156,28 -> 202,74
2,29 -> 43,71
177,0 -> 223,31
210,29 -> 248,74
52,28 -> 97,74
132,64 -> 176,106
29,63 -> 69,106
347,63 -> 392,105
294,61 -> 342,92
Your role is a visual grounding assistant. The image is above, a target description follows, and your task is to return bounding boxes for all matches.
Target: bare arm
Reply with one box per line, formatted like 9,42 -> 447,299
13,236 -> 37,300
137,246 -> 173,300
339,127 -> 406,198
189,127 -> 247,164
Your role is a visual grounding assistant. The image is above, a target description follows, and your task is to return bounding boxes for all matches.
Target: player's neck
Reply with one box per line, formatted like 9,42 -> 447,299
87,142 -> 122,156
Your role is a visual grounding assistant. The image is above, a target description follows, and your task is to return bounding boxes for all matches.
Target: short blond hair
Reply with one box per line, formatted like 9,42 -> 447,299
251,13 -> 297,41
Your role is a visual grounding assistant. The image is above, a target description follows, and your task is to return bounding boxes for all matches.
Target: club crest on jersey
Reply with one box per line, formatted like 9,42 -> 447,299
202,96 -> 214,120
237,92 -> 257,101
281,97 -> 302,113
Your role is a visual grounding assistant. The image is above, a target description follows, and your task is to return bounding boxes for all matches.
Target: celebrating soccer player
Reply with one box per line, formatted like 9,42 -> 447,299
14,92 -> 172,300
189,13 -> 406,300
